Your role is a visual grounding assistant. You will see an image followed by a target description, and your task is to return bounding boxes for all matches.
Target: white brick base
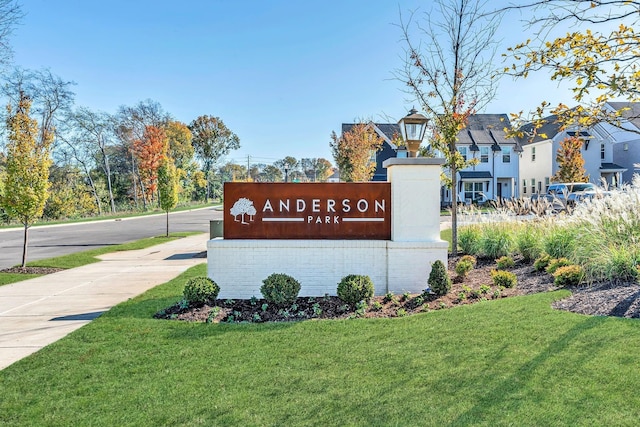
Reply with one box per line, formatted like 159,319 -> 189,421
207,238 -> 448,299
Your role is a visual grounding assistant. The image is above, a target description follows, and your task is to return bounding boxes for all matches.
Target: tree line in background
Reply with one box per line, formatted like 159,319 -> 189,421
0,67 -> 335,224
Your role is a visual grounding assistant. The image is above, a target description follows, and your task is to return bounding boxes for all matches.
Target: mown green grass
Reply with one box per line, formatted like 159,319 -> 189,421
0,232 -> 200,286
1,263 -> 640,426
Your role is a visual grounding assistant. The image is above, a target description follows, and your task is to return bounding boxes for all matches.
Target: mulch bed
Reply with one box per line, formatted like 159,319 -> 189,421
0,266 -> 65,275
155,255 -> 566,323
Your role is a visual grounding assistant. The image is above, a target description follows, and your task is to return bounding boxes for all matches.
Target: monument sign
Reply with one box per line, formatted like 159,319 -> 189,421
223,182 -> 391,239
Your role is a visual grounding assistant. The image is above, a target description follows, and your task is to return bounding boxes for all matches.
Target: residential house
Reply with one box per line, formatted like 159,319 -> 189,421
341,114 -> 521,203
442,114 -> 522,205
517,105 -> 632,195
606,102 -> 640,183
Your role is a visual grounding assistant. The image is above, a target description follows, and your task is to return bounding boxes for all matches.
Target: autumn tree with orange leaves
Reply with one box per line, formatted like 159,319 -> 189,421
552,136 -> 589,183
133,125 -> 168,205
330,123 -> 383,182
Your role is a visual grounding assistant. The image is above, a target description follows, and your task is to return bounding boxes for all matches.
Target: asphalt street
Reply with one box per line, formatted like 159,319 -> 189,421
0,207 -> 222,270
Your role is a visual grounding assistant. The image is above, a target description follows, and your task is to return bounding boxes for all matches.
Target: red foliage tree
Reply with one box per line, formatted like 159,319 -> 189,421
132,125 -> 168,203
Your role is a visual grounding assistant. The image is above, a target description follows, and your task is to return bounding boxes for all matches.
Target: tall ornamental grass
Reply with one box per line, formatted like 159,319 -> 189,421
457,177 -> 640,283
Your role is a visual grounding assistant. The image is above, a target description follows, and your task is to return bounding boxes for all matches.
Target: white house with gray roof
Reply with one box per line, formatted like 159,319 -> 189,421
442,114 -> 522,205
516,103 -> 640,195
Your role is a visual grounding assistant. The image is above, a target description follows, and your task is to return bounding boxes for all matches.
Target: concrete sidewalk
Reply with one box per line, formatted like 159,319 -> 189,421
0,233 -> 208,370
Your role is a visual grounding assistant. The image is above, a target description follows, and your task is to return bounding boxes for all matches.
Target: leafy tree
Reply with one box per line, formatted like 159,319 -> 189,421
273,156 -> 299,182
43,165 -> 96,220
158,158 -> 179,237
165,120 -> 197,203
133,125 -> 168,205
396,0 -> 500,255
114,99 -> 170,209
315,158 -> 334,182
330,123 -> 382,182
1,93 -> 53,267
552,136 -> 589,183
165,120 -> 194,170
218,162 -> 247,182
261,165 -> 283,182
501,0 -> 640,136
188,115 -> 240,201
300,157 -> 334,182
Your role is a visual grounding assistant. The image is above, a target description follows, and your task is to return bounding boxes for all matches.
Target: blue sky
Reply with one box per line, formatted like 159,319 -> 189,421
12,0 -> 583,165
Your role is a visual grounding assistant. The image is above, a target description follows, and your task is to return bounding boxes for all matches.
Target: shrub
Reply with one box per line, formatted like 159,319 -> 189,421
460,254 -> 477,266
455,259 -> 474,279
553,265 -> 584,287
459,226 -> 482,255
428,260 -> 451,296
514,225 -> 543,262
479,225 -> 512,259
496,256 -> 515,270
337,274 -> 374,305
546,258 -> 572,275
261,273 -> 301,305
491,270 -> 517,288
607,247 -> 639,282
533,253 -> 552,272
544,226 -> 576,259
183,276 -> 220,305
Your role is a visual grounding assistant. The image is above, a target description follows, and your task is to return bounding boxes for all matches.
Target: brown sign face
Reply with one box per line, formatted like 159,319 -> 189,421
223,182 -> 391,239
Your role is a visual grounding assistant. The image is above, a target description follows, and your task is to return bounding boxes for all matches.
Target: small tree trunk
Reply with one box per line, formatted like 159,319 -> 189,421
21,223 -> 29,268
166,210 -> 170,237
451,163 -> 458,256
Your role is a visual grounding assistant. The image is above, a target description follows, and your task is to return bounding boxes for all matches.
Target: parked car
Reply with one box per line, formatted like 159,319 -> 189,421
530,182 -> 599,211
547,182 -> 597,199
567,190 -> 611,205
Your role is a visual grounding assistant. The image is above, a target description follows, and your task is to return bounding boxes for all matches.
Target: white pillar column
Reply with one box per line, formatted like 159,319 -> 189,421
383,158 -> 446,242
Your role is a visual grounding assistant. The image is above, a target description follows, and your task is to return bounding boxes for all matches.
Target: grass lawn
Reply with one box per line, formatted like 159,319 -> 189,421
1,264 -> 640,426
0,232 -> 199,286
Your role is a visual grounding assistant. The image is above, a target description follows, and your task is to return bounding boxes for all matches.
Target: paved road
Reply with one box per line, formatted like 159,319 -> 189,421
0,208 -> 222,270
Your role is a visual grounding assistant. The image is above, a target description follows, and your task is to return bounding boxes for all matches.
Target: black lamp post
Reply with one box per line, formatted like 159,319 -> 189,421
398,108 -> 429,158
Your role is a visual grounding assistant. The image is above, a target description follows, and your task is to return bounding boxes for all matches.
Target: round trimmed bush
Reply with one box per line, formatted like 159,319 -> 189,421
496,255 -> 515,270
261,273 -> 301,305
183,276 -> 220,305
455,259 -> 474,279
553,265 -> 584,287
491,269 -> 517,288
546,257 -> 572,274
337,274 -> 375,305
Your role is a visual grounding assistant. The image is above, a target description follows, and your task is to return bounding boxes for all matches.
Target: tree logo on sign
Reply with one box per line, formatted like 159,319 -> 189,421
230,198 -> 256,225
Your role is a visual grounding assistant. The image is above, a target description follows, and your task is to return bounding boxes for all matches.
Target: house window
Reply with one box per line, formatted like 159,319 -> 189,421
480,147 -> 489,163
601,143 -> 605,160
531,178 -> 535,194
464,182 -> 484,202
502,147 -> 511,163
532,147 -> 536,162
459,146 -> 467,161
523,179 -> 527,194
369,150 -> 376,164
545,177 -> 550,192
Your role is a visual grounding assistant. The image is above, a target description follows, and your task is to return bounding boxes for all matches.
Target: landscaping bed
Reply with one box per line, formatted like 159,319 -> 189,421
155,255 -> 560,323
